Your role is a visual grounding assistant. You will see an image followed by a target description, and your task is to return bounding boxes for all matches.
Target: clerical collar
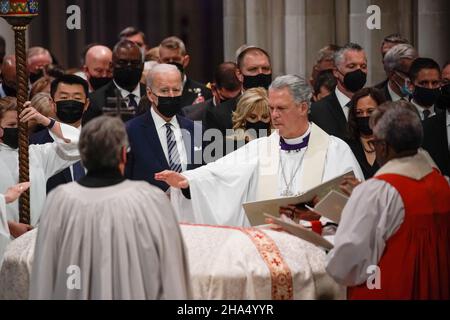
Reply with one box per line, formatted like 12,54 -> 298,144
78,168 -> 125,188
280,125 -> 311,152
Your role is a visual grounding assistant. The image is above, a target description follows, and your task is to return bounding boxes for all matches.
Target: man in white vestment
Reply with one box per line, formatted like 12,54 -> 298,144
30,116 -> 190,300
0,97 -> 81,265
156,75 -> 364,226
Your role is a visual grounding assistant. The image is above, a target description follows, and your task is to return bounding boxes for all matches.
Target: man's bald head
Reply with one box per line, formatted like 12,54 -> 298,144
84,45 -> 113,79
1,55 -> 17,86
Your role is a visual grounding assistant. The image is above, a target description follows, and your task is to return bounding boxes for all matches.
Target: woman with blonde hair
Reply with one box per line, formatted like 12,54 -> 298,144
29,92 -> 56,134
29,76 -> 54,100
227,87 -> 271,150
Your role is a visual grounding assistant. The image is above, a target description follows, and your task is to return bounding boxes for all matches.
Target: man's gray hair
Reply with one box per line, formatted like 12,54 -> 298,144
269,75 -> 312,105
27,46 -> 52,61
334,42 -> 364,68
383,44 -> 418,73
146,63 -> 181,89
372,105 -> 423,153
79,116 -> 129,172
160,36 -> 187,56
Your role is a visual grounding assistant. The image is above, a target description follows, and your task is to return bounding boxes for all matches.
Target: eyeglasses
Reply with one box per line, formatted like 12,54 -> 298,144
367,139 -> 385,149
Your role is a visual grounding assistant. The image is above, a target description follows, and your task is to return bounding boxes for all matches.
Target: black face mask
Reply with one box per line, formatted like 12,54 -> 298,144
1,127 -> 19,149
243,73 -> 272,90
113,66 -> 143,92
168,62 -> 184,75
56,100 -> 85,124
356,116 -> 372,136
2,82 -> 17,97
245,121 -> 271,138
413,86 -> 440,107
342,69 -> 367,93
156,95 -> 183,118
89,77 -> 112,91
437,83 -> 450,110
29,69 -> 44,84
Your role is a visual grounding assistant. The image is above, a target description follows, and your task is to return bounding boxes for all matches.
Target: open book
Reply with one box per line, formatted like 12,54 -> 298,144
307,190 -> 349,224
264,214 -> 334,250
243,170 -> 354,226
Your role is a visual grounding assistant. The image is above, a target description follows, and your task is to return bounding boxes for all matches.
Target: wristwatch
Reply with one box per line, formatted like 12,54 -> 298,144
47,118 -> 56,129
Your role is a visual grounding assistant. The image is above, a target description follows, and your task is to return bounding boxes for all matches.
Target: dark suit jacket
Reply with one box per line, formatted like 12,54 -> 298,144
345,138 -> 380,179
422,111 -> 450,177
204,95 -> 240,135
30,129 -> 74,194
182,98 -> 214,123
374,78 -> 388,91
374,79 -> 393,102
309,91 -> 349,141
180,77 -> 212,108
82,81 -> 147,124
125,111 -> 204,191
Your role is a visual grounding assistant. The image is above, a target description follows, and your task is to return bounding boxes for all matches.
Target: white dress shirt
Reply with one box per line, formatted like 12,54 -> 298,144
113,80 -> 141,106
387,82 -> 403,102
411,99 -> 435,120
335,87 -> 351,120
150,107 -> 187,171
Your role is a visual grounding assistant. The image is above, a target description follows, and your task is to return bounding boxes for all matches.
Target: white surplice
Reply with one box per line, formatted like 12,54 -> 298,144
0,195 -> 9,267
0,124 -> 80,267
29,180 -> 191,300
181,123 -> 364,226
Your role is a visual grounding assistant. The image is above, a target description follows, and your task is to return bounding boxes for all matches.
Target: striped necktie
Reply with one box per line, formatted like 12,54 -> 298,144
127,93 -> 138,109
165,123 -> 182,173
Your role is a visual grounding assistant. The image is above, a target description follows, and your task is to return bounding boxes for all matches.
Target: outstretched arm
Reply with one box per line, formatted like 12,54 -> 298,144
155,170 -> 190,189
19,102 -> 68,142
4,182 -> 30,204
2,182 -> 33,239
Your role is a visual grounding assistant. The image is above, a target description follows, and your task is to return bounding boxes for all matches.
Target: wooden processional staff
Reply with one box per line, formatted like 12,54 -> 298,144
0,0 -> 39,224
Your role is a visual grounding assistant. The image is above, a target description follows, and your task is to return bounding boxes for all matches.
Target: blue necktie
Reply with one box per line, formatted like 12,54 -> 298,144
165,123 -> 182,173
73,161 -> 85,181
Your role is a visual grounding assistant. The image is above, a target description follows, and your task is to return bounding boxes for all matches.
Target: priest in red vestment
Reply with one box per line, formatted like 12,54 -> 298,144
326,101 -> 450,299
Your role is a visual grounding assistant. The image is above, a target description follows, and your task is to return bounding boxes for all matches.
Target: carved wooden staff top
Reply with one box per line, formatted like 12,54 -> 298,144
1,0 -> 39,224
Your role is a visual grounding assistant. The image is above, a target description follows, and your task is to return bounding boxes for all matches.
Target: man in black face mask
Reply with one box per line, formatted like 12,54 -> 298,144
0,55 -> 17,98
125,64 -> 204,206
205,45 -> 272,135
30,74 -> 89,193
82,45 -> 113,92
27,47 -> 52,85
159,36 -> 212,108
182,62 -> 242,122
310,43 -> 368,141
408,57 -> 443,121
421,60 -> 450,177
82,40 -> 145,124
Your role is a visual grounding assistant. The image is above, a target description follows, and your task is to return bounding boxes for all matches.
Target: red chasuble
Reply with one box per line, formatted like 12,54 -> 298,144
348,169 -> 450,299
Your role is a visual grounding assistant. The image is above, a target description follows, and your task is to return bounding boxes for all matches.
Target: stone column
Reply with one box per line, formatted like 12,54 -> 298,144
416,0 -> 450,67
0,19 -> 29,55
223,0 -> 246,62
349,0 -> 415,85
284,0 -> 306,76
